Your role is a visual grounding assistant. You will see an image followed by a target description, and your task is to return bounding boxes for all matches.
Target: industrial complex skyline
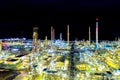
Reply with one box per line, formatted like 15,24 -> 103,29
0,1 -> 120,79
0,0 -> 120,40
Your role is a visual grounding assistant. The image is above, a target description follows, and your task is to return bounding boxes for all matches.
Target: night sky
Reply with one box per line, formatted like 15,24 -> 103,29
0,0 -> 120,40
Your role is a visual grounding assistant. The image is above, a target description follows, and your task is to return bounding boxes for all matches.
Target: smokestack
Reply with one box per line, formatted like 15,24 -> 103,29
33,27 -> 38,53
53,28 -> 55,40
60,33 -> 62,40
51,26 -> 53,41
67,25 -> 69,45
89,26 -> 91,45
96,18 -> 99,49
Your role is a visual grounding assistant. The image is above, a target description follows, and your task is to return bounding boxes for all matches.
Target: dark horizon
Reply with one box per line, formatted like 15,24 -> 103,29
0,0 -> 120,40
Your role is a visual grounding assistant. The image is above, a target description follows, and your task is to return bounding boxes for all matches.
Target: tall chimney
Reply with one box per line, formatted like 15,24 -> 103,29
67,25 -> 70,45
96,18 -> 99,49
53,28 -> 55,40
60,33 -> 62,40
51,26 -> 53,41
89,26 -> 91,45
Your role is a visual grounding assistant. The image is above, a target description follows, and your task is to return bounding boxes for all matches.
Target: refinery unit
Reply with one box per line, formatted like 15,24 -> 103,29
0,18 -> 120,80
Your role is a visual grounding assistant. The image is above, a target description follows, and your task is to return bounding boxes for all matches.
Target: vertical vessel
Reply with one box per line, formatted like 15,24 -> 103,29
96,18 -> 99,49
60,33 -> 62,40
33,27 -> 38,53
67,25 -> 70,45
51,26 -> 53,41
89,26 -> 91,45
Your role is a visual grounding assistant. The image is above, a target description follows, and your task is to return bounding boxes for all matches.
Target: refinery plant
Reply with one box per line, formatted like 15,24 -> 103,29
0,18 -> 120,80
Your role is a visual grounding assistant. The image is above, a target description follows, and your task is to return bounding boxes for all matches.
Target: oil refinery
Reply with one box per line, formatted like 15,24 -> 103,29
0,19 -> 120,80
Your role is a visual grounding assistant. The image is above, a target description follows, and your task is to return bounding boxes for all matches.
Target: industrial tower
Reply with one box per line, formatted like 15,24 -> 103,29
67,25 -> 70,46
89,26 -> 91,45
32,27 -> 39,53
96,18 -> 99,49
51,26 -> 55,41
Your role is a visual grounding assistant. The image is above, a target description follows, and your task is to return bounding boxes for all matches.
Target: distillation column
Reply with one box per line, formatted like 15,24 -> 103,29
89,26 -> 91,45
60,33 -> 62,40
33,27 -> 38,53
67,25 -> 70,46
96,18 -> 99,49
51,26 -> 55,41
